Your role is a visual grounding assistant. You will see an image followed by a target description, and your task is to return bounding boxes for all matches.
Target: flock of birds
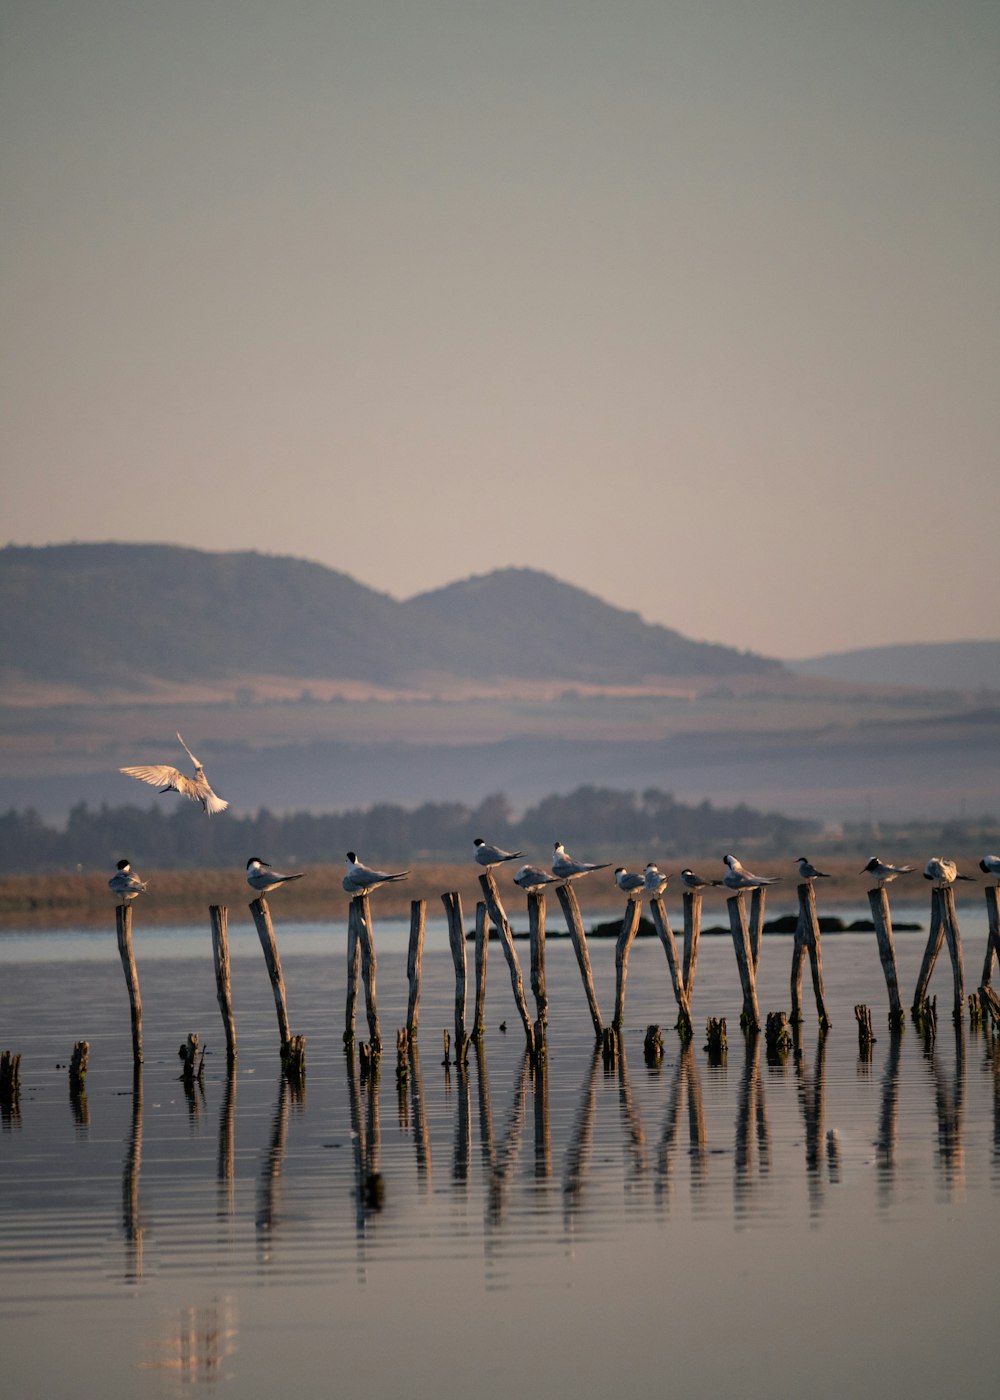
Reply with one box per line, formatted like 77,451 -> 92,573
107,733 -> 1000,907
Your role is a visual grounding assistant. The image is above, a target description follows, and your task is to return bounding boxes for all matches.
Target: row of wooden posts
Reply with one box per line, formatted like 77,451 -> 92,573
4,874 -> 1000,1112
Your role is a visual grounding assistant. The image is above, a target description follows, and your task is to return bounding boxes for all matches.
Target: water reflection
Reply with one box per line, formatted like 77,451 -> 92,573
735,1033 -> 770,1220
217,1064 -> 237,1219
563,1048 -> 600,1227
794,1029 -> 830,1217
927,1019 -> 966,1190
655,1043 -> 707,1208
122,1065 -> 144,1283
138,1295 -> 238,1387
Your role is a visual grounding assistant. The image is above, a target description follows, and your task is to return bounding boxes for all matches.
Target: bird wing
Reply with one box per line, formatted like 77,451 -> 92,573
120,764 -> 184,790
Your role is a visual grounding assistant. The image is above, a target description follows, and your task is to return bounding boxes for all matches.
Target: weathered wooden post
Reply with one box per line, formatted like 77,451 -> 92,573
249,895 -> 292,1050
939,885 -> 966,1020
69,1040 -> 90,1096
612,897 -> 642,1030
478,871 -> 535,1053
406,899 -> 426,1038
210,905 -> 237,1063
441,891 -> 468,1062
682,889 -> 702,1001
649,897 -> 693,1038
345,898 -> 361,1044
983,887 -> 1000,988
116,903 -> 143,1065
765,1010 -> 793,1058
705,1017 -> 727,1065
527,890 -> 548,1029
912,887 -> 945,1016
855,1004 -> 876,1056
749,887 -> 766,972
727,893 -> 760,1032
353,892 -> 381,1056
473,901 -> 489,1040
868,886 -> 905,1029
643,1023 -> 665,1065
177,1033 -> 204,1084
0,1050 -> 22,1107
555,882 -> 603,1041
791,882 -> 831,1029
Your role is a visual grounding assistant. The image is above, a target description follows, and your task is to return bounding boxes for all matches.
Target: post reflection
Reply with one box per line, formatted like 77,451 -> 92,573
217,1063 -> 237,1219
563,1047 -> 601,1228
875,1029 -> 903,1206
138,1296 -> 239,1385
655,1044 -> 707,1208
615,1042 -> 647,1186
734,1033 -> 770,1219
256,1073 -> 290,1262
408,1041 -> 432,1188
794,1029 -> 830,1217
122,1065 -> 143,1283
474,1042 -> 531,1228
345,1043 -> 384,1233
927,1018 -> 966,1190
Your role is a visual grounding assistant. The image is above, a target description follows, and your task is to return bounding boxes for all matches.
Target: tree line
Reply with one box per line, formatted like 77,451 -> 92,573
0,786 -> 817,873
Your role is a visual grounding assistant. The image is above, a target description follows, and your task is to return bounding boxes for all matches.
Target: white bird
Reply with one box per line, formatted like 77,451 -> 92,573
923,857 -> 974,888
513,864 -> 559,892
679,868 -> 722,891
551,842 -> 612,881
342,851 -> 409,895
246,857 -> 305,895
979,855 -> 1000,882
797,857 -> 831,882
643,862 -> 668,895
473,837 -> 523,870
120,733 -> 229,815
722,852 -> 781,890
109,858 -> 146,905
860,856 -> 914,888
614,867 -> 646,895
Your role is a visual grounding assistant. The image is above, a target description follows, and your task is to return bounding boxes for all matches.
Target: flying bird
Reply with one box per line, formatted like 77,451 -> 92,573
643,862 -> 668,896
246,857 -> 305,895
614,867 -> 646,895
513,864 -> 559,892
722,853 -> 781,891
923,857 -> 974,888
979,855 -> 1000,882
473,837 -> 523,871
552,842 -> 611,881
109,858 -> 146,906
343,851 -> 409,895
797,857 -> 831,882
120,733 -> 229,815
860,856 -> 914,888
679,868 -> 722,891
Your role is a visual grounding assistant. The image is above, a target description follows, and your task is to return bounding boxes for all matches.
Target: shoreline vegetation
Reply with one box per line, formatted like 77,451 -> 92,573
3,854 -> 989,931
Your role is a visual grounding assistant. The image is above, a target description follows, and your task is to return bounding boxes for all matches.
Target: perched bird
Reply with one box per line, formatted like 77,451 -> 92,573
109,858 -> 146,906
246,857 -> 305,895
797,857 -> 831,882
614,867 -> 646,895
552,842 -> 612,881
860,856 -> 914,888
513,864 -> 559,892
120,733 -> 229,815
979,855 -> 1000,882
722,853 -> 781,890
643,862 -> 668,896
473,837 -> 523,871
679,868 -> 722,891
923,857 -> 974,888
342,851 -> 409,895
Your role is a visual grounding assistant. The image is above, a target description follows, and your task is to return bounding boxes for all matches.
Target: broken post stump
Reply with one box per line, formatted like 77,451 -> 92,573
177,1033 -> 204,1083
854,1004 -> 876,1054
69,1040 -> 90,1094
116,903 -> 143,1066
705,1017 -> 727,1065
555,882 -> 603,1041
765,1011 -> 793,1056
210,904 -> 237,1064
1,1050 -> 22,1104
643,1024 -> 665,1065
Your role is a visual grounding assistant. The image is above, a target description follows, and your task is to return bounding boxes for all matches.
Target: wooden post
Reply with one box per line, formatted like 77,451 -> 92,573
441,891 -> 468,1061
912,887 -> 945,1015
354,893 -> 381,1056
478,872 -> 535,1052
555,882 -> 603,1041
473,900 -> 489,1039
649,897 -> 693,1038
116,903 -> 143,1065
0,1050 -> 22,1105
749,887 -> 766,972
765,1011 -> 793,1056
69,1040 -> 90,1095
682,889 -> 702,1001
705,1017 -> 727,1065
982,887 -> 1000,988
177,1032 -> 204,1083
527,890 -> 548,1028
406,899 -> 426,1038
612,897 -> 642,1030
868,886 -> 905,1028
939,885 -> 965,1020
790,901 -> 807,1026
249,895 -> 291,1049
796,882 -> 831,1029
854,1005 -> 876,1056
210,905 -> 237,1063
727,893 -> 760,1032
345,898 -> 361,1044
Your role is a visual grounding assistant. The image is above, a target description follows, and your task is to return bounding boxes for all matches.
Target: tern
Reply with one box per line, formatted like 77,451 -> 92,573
551,842 -> 612,881
343,851 -> 409,895
860,856 -> 914,888
614,867 -> 646,896
923,857 -> 974,888
797,857 -> 831,882
513,864 -> 559,892
109,858 -> 146,906
722,853 -> 781,891
120,733 -> 229,815
979,855 -> 1000,882
679,868 -> 722,891
246,857 -> 305,895
473,837 -> 523,871
643,862 -> 668,896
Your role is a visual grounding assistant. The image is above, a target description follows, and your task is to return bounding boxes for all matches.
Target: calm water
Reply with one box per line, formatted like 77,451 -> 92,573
1,903 -> 998,1399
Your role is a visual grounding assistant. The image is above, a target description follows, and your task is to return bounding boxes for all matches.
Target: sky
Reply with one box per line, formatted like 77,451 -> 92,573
2,0 -> 998,660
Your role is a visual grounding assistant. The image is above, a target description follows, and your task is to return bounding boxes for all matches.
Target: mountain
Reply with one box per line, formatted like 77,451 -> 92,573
0,544 -> 782,692
788,641 -> 1000,692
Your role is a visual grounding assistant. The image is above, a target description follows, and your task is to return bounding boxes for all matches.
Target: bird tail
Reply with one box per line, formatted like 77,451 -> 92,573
204,792 -> 229,816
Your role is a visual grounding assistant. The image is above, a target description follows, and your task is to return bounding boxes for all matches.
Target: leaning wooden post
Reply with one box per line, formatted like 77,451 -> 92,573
982,886 -> 1000,988
795,882 -> 831,1029
478,872 -> 535,1052
249,895 -> 292,1050
612,897 -> 642,1030
210,905 -> 237,1063
555,882 -> 603,1041
790,900 -> 808,1026
353,892 -> 381,1055
867,886 -> 905,1029
527,891 -> 549,1029
682,889 -> 702,1001
116,903 -> 143,1065
345,899 -> 361,1043
939,885 -> 965,1021
912,887 -> 945,1016
406,899 -> 426,1038
473,901 -> 489,1039
649,897 -> 693,1037
441,891 -> 468,1061
749,887 -> 766,972
727,893 -> 760,1032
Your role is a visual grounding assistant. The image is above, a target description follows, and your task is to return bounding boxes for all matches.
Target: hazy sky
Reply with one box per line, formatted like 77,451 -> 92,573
3,0 -> 997,658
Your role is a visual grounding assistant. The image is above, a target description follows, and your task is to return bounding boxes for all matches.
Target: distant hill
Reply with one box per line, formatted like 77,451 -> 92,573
788,641 -> 1000,692
0,544 -> 781,692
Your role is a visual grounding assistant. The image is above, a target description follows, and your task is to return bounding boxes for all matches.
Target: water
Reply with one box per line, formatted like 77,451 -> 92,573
1,913 -> 998,1398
